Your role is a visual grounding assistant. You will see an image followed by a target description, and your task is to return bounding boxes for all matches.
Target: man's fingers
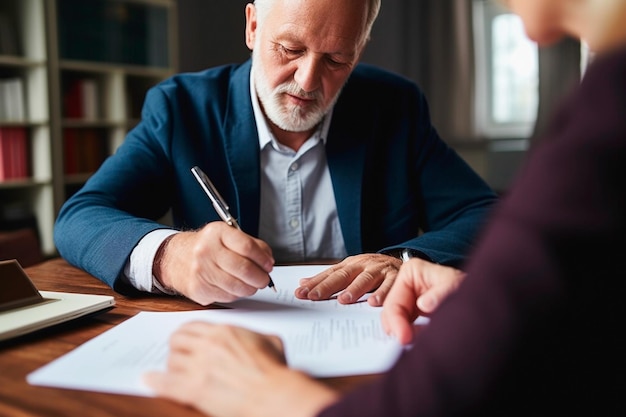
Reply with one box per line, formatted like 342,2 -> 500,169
298,266 -> 356,300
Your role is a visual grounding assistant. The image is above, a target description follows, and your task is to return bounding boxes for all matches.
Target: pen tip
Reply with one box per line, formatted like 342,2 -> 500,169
268,276 -> 276,292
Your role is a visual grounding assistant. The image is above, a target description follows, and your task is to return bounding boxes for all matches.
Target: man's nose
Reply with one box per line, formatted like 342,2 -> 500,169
294,54 -> 323,93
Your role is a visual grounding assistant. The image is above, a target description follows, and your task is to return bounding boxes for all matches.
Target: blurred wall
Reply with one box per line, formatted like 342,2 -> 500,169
177,0 -> 406,75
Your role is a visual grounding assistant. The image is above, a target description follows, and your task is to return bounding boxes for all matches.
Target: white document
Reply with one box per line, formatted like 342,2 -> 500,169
220,264 -> 375,311
27,265 -> 429,397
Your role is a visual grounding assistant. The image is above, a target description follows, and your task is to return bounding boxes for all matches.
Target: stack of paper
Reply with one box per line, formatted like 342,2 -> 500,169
27,265 -> 428,397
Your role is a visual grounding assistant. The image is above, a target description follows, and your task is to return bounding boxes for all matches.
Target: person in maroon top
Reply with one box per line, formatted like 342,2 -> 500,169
145,0 -> 626,416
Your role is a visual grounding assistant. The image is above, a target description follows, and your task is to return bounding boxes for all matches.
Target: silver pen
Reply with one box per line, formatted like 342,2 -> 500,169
191,166 -> 276,292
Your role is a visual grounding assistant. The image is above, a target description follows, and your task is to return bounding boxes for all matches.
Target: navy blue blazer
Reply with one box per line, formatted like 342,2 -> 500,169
54,60 -> 497,294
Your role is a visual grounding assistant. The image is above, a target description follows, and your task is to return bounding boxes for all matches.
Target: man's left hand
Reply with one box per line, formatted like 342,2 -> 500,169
294,254 -> 402,306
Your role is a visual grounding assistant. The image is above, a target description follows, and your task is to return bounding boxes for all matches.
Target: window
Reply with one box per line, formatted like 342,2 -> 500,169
473,0 -> 539,139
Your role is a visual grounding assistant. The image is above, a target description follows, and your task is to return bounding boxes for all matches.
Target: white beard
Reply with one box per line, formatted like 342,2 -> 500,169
251,48 -> 341,132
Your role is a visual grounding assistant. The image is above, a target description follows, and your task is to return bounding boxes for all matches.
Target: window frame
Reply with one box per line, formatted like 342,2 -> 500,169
472,0 -> 539,139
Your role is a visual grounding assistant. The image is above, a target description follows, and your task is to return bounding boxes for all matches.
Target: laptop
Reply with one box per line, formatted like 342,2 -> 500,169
0,259 -> 115,342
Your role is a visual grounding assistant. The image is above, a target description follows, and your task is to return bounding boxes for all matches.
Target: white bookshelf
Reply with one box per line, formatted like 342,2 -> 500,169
0,0 -> 54,256
0,0 -> 177,258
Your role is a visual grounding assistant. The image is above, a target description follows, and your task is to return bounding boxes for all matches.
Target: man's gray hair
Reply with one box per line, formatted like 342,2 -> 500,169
253,0 -> 381,45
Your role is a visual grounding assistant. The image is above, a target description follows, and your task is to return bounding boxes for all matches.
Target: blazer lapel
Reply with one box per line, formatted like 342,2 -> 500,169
223,60 -> 261,235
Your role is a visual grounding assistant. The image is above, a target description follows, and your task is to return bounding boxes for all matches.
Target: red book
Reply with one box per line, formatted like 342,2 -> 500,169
10,127 -> 28,179
64,79 -> 83,119
64,79 -> 99,119
78,129 -> 99,173
0,128 -> 10,180
0,127 -> 28,180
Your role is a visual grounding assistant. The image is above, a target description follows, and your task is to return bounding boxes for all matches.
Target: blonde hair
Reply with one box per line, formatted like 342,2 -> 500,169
587,0 -> 626,51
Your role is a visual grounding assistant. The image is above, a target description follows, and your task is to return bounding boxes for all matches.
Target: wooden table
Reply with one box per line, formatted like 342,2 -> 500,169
0,258 -> 379,416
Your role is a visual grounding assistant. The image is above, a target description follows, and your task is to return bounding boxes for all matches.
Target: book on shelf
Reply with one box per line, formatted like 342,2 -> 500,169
57,0 -> 169,67
0,77 -> 26,122
63,129 -> 78,175
0,127 -> 29,181
0,12 -> 19,56
63,78 -> 99,120
63,128 -> 106,175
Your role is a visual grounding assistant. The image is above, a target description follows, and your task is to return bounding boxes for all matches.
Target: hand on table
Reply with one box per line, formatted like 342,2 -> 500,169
294,253 -> 403,306
154,222 -> 275,305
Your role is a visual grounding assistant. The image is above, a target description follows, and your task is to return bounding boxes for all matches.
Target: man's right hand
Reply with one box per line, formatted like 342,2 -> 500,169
153,222 -> 275,305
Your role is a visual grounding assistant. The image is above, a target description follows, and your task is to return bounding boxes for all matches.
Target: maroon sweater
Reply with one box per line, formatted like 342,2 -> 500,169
320,45 -> 626,417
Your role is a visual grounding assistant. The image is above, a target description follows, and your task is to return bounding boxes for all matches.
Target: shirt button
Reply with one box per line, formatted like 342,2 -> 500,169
289,218 -> 299,228
290,162 -> 299,171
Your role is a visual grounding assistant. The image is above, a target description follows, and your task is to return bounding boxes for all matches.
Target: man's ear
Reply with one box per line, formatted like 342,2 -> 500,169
245,3 -> 257,50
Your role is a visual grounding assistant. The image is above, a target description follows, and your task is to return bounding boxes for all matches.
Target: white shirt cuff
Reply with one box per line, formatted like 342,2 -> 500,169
125,229 -> 179,293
